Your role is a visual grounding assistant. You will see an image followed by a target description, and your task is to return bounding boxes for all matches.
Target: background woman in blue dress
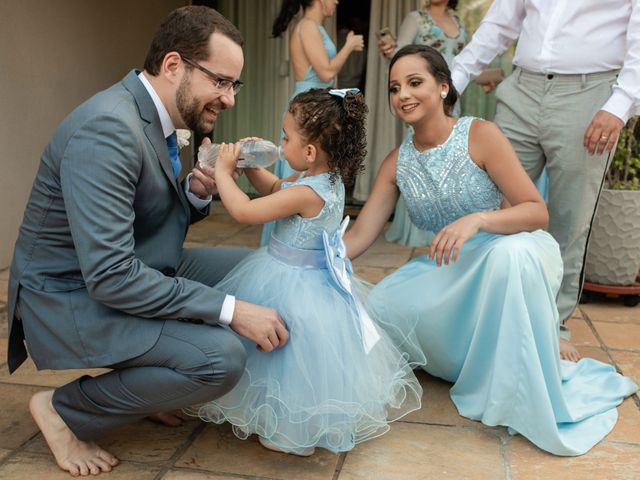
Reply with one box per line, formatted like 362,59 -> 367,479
344,45 -> 637,456
262,0 -> 364,245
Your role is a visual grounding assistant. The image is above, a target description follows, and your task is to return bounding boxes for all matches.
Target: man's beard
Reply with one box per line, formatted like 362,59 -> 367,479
176,73 -> 221,135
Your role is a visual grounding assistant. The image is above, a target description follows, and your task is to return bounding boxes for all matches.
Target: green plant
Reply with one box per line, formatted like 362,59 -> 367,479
606,116 -> 640,190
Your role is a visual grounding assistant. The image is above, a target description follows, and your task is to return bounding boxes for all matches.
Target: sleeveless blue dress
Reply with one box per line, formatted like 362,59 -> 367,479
366,117 -> 637,456
196,173 -> 422,454
260,25 -> 337,246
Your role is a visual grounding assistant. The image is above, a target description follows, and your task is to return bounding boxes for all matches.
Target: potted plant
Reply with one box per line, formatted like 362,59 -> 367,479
584,116 -> 640,287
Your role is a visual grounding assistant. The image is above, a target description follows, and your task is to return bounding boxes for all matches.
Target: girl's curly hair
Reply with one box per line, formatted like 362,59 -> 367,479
288,88 -> 368,186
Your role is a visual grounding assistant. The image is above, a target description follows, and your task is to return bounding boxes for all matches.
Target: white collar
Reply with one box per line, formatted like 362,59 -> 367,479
138,71 -> 175,139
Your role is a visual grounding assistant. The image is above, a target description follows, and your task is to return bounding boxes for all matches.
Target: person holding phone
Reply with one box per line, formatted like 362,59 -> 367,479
377,0 -> 467,247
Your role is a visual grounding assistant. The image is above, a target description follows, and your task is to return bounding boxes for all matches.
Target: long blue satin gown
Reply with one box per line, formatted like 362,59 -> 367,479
260,25 -> 336,246
366,117 -> 638,456
196,172 -> 422,454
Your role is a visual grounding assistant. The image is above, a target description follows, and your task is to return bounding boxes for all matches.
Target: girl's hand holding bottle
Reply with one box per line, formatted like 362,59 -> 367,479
215,142 -> 243,176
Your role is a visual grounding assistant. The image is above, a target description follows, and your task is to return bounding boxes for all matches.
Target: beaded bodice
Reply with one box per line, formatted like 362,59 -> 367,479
272,172 -> 344,250
396,117 -> 501,233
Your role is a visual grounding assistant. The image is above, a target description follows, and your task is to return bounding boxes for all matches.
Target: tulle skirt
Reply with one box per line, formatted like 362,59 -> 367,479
192,247 -> 422,454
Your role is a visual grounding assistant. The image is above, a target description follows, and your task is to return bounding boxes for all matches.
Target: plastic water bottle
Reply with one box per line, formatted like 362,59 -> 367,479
198,140 -> 281,169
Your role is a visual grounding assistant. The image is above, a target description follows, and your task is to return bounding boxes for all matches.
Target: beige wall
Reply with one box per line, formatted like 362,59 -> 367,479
0,0 -> 186,269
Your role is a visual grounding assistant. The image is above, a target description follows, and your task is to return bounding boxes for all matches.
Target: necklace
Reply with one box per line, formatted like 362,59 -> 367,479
413,119 -> 457,152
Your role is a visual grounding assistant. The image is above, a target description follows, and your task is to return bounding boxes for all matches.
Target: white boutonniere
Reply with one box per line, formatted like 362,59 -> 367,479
176,129 -> 191,149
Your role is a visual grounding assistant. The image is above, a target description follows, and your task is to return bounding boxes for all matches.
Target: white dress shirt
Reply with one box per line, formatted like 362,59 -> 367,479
138,72 -> 235,325
451,0 -> 640,122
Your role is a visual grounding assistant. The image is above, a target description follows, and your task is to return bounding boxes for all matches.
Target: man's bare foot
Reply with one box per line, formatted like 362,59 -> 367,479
29,391 -> 119,476
560,338 -> 581,362
147,410 -> 188,427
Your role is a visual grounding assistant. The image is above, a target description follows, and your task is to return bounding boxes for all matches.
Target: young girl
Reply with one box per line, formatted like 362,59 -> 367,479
195,88 -> 422,456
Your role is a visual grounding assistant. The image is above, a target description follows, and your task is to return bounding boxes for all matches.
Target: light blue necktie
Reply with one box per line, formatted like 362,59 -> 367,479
166,132 -> 181,179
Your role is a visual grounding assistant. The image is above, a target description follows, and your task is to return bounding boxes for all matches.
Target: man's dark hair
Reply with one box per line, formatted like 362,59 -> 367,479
144,6 -> 243,75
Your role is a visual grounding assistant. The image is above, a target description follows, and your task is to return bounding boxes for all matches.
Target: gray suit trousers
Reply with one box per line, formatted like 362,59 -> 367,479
52,247 -> 250,441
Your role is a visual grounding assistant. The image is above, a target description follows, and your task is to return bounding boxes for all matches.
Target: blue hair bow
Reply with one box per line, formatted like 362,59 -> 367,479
328,88 -> 360,98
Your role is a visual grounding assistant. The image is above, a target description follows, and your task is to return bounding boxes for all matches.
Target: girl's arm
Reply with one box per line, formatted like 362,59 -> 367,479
244,168 -> 301,196
299,20 -> 361,83
344,149 -> 400,259
468,119 -> 548,233
215,143 -> 323,224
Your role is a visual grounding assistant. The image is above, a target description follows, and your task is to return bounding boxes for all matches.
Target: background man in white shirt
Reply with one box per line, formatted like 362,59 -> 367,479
451,0 -> 640,361
7,6 -> 288,476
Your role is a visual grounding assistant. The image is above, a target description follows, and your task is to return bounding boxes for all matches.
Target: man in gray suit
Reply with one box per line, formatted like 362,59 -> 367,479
6,6 -> 288,476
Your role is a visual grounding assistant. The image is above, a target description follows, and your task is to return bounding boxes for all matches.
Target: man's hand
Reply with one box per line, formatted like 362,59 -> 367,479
189,136 -> 217,198
230,300 -> 289,352
189,164 -> 217,198
481,81 -> 498,94
583,110 -> 624,155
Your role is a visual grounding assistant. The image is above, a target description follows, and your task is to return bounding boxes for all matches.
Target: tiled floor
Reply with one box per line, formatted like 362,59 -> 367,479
1,205 -> 639,479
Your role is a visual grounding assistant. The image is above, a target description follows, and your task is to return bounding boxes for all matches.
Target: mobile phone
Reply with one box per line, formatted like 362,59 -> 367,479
473,68 -> 506,85
376,27 -> 396,46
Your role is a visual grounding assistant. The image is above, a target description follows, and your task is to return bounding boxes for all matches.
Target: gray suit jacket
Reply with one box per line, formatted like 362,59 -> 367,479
7,70 -> 226,373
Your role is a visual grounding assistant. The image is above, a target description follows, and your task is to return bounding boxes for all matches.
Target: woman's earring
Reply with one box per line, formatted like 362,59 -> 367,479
440,91 -> 448,99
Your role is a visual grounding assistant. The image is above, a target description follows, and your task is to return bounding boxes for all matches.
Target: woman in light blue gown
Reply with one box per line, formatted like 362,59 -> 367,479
344,45 -> 637,456
261,0 -> 364,245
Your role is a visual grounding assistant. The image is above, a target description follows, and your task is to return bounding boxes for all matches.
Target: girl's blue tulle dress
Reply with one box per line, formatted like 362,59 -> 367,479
366,117 -> 637,456
195,172 -> 422,454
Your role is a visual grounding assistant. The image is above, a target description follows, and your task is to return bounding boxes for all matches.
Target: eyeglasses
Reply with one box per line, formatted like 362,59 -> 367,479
181,56 -> 243,95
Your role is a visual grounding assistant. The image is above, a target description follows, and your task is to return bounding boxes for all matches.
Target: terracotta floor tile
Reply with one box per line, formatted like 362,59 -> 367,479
571,307 -> 584,319
216,227 -> 261,249
339,422 -> 505,480
575,346 -> 612,364
402,371 -> 482,429
610,350 -> 640,386
25,419 -> 201,464
0,449 -> 10,462
352,236 -> 412,269
592,322 -> 640,351
186,222 -> 246,245
176,423 -> 339,479
607,397 -> 640,445
0,452 -> 161,479
161,470 -> 240,480
0,357 -> 109,388
410,247 -> 431,259
565,318 -> 599,346
0,338 -> 7,369
507,435 -> 640,480
580,303 -> 640,325
0,270 -> 8,305
353,266 -> 394,284
0,308 -> 6,340
0,383 -> 44,449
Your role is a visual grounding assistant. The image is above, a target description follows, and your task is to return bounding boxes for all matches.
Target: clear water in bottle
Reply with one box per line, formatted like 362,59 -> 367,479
198,140 -> 281,169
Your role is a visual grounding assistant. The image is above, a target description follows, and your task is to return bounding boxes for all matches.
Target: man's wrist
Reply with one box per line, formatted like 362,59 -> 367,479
219,294 -> 235,325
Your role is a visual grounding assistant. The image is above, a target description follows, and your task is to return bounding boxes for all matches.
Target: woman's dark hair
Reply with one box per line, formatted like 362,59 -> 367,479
388,44 -> 458,116
272,0 -> 314,37
448,0 -> 459,10
144,6 -> 243,75
289,88 -> 368,186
